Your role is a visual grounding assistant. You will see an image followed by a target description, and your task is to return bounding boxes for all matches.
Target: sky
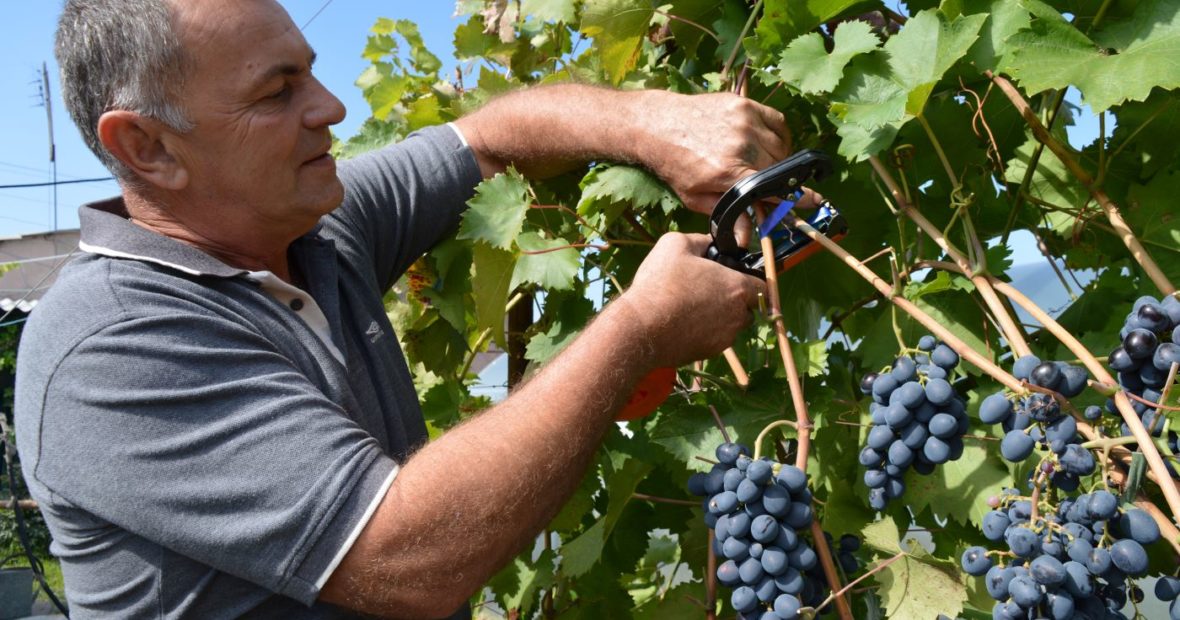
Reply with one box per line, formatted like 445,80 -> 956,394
0,1 -> 467,238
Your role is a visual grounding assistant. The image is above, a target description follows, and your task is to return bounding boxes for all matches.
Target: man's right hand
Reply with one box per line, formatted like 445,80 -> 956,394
620,232 -> 766,369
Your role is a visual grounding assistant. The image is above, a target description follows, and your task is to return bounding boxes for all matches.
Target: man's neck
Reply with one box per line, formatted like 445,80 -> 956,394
123,190 -> 298,283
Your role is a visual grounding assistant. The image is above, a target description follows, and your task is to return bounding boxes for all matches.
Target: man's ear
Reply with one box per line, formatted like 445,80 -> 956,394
97,111 -> 189,190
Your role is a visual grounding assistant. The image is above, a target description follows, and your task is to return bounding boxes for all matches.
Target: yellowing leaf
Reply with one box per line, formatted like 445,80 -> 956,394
580,0 -> 655,84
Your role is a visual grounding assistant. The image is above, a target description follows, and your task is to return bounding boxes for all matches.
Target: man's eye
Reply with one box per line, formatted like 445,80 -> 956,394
267,86 -> 290,100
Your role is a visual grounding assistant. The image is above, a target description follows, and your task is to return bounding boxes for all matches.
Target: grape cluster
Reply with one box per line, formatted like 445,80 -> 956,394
962,489 -> 1169,619
688,443 -> 853,619
1105,296 -> 1180,466
977,355 -> 1094,490
858,335 -> 970,510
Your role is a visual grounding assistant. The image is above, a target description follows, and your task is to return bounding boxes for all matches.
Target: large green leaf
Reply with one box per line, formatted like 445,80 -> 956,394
561,458 -> 654,577
830,9 -> 987,130
778,20 -> 882,95
755,0 -> 873,53
903,438 -> 1010,526
580,0 -> 655,84
510,231 -> 581,291
1001,0 -> 1180,112
862,516 -> 969,619
458,169 -> 532,250
471,243 -> 516,348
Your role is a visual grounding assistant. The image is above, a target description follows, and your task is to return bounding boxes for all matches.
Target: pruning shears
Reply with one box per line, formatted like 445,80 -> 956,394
617,151 -> 848,421
706,149 -> 847,277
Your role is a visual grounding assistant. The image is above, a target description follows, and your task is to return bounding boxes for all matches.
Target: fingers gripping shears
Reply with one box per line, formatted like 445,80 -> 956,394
705,149 -> 847,277
618,150 -> 848,421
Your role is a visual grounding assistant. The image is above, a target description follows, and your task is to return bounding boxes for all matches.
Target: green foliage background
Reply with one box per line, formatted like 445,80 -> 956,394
346,0 -> 1180,616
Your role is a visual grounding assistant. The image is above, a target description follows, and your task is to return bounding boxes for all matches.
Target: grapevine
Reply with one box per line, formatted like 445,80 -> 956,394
335,1 -> 1180,617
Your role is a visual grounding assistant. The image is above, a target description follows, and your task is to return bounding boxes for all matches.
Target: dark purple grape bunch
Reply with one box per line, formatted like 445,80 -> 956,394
977,355 -> 1093,490
964,488 -> 1167,619
687,442 -> 825,619
1106,295 -> 1180,437
858,335 -> 969,510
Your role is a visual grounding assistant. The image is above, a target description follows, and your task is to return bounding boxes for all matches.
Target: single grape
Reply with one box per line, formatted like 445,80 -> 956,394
724,468 -> 745,492
1030,362 -> 1063,390
688,472 -> 709,496
838,534 -> 861,553
710,491 -> 739,514
1008,574 -> 1043,608
1108,346 -> 1137,372
775,465 -> 808,495
1062,561 -> 1093,598
1155,576 -> 1180,602
761,485 -> 790,518
928,413 -> 958,438
887,440 -> 915,468
1083,405 -> 1102,421
737,478 -> 764,504
1154,342 -> 1180,372
784,502 -> 813,530
751,515 -> 780,543
1124,328 -> 1159,359
1109,539 -> 1148,575
891,355 -> 917,382
1000,430 -> 1036,462
858,446 -> 884,468
1013,354 -> 1042,380
884,403 -> 913,429
773,526 -> 798,552
724,536 -> 751,560
773,593 -> 802,620
761,547 -> 789,576
982,511 -> 1010,541
754,574 -> 779,603
985,564 -> 1013,600
1138,302 -> 1172,332
1058,364 -> 1088,397
739,557 -> 765,584
749,542 -> 764,560
923,436 -> 951,464
717,442 -> 748,465
931,344 -> 959,369
747,459 -> 773,485
889,381 -> 925,409
1006,527 -> 1039,557
1045,590 -> 1075,620
1029,555 -> 1066,586
718,559 -> 742,586
1066,538 -> 1093,565
866,424 -> 895,450
1085,490 -> 1117,521
868,487 -> 887,511
786,544 -> 818,572
1085,547 -> 1112,575
918,335 -> 937,351
961,546 -> 992,576
1059,444 -> 1095,476
925,377 -> 953,406
731,585 -> 759,613
1118,508 -> 1161,545
871,373 -> 898,401
980,392 -> 1014,424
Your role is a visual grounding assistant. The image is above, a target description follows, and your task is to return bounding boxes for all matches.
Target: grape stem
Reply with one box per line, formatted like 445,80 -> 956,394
753,420 -> 799,461
868,156 -> 1034,359
986,71 -> 1177,296
753,205 -> 853,620
709,405 -> 732,444
814,550 -> 908,615
706,532 -> 717,620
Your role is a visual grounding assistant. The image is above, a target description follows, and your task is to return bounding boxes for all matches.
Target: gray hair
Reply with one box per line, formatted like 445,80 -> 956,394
55,0 -> 194,180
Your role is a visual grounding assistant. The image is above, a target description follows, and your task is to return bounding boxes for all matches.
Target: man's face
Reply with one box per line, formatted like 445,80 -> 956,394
166,0 -> 346,236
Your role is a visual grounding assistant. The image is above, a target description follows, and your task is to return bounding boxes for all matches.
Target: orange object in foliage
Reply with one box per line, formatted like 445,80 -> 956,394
616,366 -> 677,421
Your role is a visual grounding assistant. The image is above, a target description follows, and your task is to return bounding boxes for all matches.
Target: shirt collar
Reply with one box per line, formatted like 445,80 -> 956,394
78,196 -> 323,278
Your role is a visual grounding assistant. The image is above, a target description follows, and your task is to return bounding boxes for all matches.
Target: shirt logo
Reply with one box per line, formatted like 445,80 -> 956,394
366,320 -> 384,343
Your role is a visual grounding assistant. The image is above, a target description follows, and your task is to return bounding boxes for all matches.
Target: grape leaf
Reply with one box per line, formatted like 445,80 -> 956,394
580,0 -> 655,84
510,232 -> 581,291
522,0 -> 578,23
526,294 -> 595,364
333,118 -> 401,160
830,10 -> 987,130
778,21 -> 882,95
355,64 -> 410,121
471,243 -> 516,349
863,517 -> 968,619
960,0 -> 1032,71
755,0 -> 873,53
577,165 -> 681,233
561,458 -> 653,576
1001,0 -> 1180,112
458,169 -> 532,250
1125,169 -> 1180,287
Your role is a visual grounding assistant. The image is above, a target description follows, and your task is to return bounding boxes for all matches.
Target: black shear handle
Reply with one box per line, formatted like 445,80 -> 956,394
707,150 -> 833,260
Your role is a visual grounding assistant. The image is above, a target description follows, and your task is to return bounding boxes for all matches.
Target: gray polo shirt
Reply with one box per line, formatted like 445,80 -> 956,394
14,125 -> 482,618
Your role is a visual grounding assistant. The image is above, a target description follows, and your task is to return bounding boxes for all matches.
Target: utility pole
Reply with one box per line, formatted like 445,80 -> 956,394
41,62 -> 58,231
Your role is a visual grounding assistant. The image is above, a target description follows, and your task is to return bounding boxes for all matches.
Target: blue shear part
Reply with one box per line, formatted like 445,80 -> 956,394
759,190 -> 805,238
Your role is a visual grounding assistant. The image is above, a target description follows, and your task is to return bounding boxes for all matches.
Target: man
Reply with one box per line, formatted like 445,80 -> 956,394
15,0 -> 792,617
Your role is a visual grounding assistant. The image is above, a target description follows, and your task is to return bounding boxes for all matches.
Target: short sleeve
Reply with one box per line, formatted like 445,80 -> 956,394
31,308 -> 398,605
329,124 -> 483,292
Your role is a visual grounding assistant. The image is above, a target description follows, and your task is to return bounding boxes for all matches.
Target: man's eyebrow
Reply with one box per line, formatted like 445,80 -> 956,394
252,50 -> 317,87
